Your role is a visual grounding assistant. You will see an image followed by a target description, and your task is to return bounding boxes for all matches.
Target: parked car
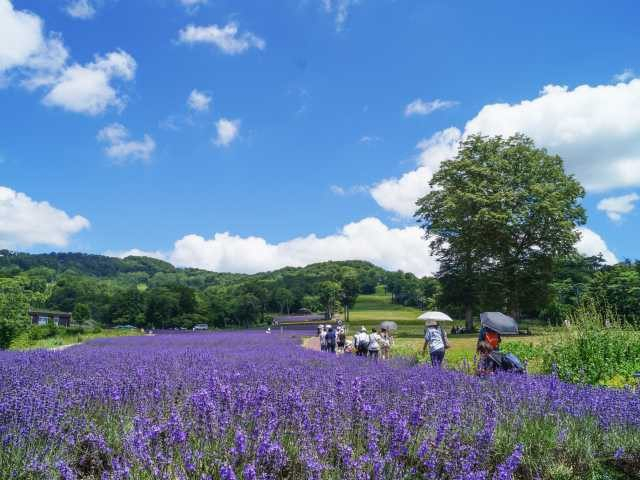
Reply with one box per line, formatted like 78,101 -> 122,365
192,324 -> 209,331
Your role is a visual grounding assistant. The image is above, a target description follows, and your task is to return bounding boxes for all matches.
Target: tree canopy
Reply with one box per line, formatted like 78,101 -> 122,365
416,134 -> 586,323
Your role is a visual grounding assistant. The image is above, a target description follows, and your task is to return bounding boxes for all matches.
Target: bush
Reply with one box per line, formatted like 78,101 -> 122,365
542,302 -> 640,386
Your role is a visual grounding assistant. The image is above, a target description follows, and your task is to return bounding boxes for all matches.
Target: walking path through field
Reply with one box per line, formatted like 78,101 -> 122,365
302,336 -> 320,351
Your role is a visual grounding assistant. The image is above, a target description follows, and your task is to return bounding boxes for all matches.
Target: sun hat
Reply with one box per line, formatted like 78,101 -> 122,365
360,326 -> 367,332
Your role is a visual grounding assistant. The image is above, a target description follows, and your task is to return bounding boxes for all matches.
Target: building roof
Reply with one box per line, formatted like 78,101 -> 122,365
29,310 -> 72,316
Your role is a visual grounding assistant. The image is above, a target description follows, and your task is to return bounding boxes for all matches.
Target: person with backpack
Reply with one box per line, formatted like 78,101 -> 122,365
367,328 -> 383,360
423,321 -> 450,367
325,325 -> 336,354
354,326 -> 369,356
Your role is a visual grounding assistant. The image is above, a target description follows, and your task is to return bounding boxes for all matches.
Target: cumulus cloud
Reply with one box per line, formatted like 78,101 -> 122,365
178,23 -> 265,55
111,217 -> 439,277
97,123 -> 156,163
41,50 -> 136,115
187,89 -> 211,111
405,98 -> 459,117
576,227 -> 617,264
65,0 -> 96,19
370,127 -> 461,217
0,186 -> 90,248
0,0 -> 69,74
214,118 -> 240,147
373,80 -> 640,218
0,1 -> 135,115
109,220 -> 618,277
597,193 -> 639,221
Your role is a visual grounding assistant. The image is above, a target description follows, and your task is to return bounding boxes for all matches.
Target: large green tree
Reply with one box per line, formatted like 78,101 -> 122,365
416,134 -> 586,324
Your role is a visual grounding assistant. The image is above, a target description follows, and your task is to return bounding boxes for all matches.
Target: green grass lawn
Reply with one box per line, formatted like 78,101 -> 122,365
346,288 -> 549,370
10,328 -> 144,350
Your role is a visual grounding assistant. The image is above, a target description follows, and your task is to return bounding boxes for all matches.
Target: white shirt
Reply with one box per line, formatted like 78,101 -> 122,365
368,333 -> 382,351
425,326 -> 445,353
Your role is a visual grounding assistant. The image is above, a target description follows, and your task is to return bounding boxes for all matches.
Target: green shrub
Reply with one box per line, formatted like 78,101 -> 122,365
542,301 -> 640,386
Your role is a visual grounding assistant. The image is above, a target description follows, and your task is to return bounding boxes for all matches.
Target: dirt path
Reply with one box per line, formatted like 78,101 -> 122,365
302,336 -> 320,351
49,343 -> 77,351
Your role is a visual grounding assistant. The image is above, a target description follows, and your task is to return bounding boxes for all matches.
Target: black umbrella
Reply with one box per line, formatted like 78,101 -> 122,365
480,312 -> 519,335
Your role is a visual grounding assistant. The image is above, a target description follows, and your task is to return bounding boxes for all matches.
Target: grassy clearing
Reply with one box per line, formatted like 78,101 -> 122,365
9,327 -> 144,350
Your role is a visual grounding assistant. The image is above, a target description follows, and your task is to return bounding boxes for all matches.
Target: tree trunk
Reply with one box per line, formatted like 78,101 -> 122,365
465,305 -> 473,331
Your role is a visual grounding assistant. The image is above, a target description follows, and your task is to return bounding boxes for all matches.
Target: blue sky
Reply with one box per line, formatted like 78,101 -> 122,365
1,0 -> 639,275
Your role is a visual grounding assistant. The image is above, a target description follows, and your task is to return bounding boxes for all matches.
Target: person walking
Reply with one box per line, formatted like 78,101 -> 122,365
354,326 -> 369,357
367,328 -> 382,361
380,328 -> 393,360
423,321 -> 450,367
319,325 -> 327,352
336,326 -> 346,353
325,325 -> 336,354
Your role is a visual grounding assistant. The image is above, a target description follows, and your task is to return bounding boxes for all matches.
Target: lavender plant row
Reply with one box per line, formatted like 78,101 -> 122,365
1,332 -> 638,479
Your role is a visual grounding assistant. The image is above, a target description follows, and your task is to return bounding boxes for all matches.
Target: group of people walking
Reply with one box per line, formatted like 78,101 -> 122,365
317,324 -> 393,360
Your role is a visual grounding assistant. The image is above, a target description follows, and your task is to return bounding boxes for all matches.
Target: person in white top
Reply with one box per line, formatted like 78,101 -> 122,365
422,321 -> 449,367
319,325 -> 327,352
354,326 -> 369,356
367,328 -> 383,360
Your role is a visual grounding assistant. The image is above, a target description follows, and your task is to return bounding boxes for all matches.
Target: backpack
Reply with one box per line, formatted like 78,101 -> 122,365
357,333 -> 369,350
489,352 -> 525,374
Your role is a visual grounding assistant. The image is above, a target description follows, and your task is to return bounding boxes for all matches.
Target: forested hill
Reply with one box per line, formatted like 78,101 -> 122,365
0,251 -> 411,333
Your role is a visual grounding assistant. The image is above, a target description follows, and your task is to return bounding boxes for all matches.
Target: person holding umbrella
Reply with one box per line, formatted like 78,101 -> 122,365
422,320 -> 450,367
417,312 -> 453,367
477,312 -> 519,351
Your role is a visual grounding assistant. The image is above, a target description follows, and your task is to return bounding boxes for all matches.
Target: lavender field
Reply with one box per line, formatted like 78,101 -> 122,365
1,332 -> 639,479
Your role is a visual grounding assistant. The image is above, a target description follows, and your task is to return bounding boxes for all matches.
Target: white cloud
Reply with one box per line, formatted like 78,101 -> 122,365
0,186 -> 89,248
0,0 -> 69,74
373,80 -> 640,218
464,81 -> 640,191
597,193 -> 639,221
97,123 -> 156,163
42,50 -> 136,115
370,127 -> 461,217
360,135 -> 382,144
405,98 -> 459,117
178,23 -> 265,55
110,220 -> 618,277
330,184 -> 368,196
187,89 -> 211,111
113,217 -> 439,277
0,1 -> 135,115
576,227 -> 617,264
65,0 -> 96,19
613,69 -> 636,83
214,118 -> 240,147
